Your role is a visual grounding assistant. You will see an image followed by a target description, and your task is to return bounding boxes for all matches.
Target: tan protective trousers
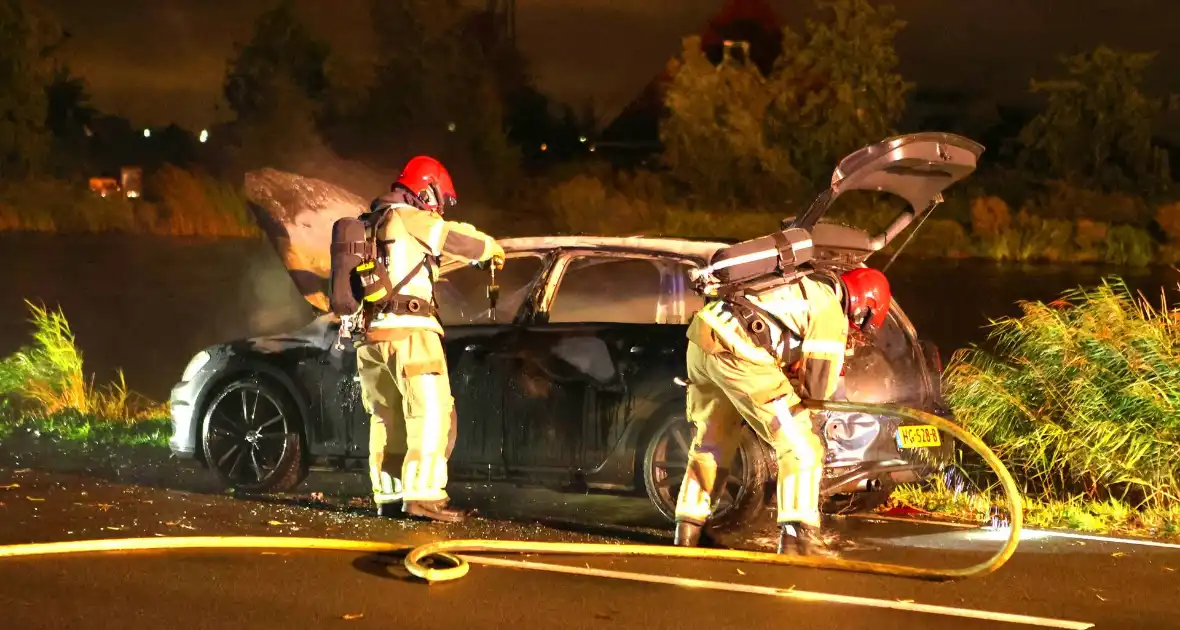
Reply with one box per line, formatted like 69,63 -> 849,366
674,340 -> 824,528
357,329 -> 457,503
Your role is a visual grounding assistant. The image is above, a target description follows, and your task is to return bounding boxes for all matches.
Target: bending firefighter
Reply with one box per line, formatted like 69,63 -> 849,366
674,267 -> 892,555
333,156 -> 504,523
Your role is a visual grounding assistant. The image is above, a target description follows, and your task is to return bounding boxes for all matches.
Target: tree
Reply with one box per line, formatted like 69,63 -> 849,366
44,65 -> 98,176
657,0 -> 910,206
660,36 -> 804,209
0,0 -> 61,179
766,0 -> 912,185
363,0 -> 522,201
1018,46 -> 1172,193
222,0 -> 330,169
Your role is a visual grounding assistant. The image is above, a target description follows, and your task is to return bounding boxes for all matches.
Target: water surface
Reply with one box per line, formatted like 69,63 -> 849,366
1,234 -> 1175,400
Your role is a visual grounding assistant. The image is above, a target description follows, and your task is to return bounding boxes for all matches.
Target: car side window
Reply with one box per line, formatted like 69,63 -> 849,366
435,254 -> 544,325
548,255 -> 701,324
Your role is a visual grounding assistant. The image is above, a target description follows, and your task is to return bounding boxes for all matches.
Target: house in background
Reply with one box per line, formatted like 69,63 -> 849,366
596,0 -> 785,162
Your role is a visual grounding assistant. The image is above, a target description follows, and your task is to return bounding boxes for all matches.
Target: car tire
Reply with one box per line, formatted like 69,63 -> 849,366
641,410 -> 771,533
200,376 -> 307,494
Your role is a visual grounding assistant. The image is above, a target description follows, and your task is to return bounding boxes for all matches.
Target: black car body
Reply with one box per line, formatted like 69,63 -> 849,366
169,133 -> 984,527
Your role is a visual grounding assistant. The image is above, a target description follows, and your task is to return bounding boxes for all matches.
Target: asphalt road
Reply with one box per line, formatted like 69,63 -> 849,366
0,452 -> 1177,630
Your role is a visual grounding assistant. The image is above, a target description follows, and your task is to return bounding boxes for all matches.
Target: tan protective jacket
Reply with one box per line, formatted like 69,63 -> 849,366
368,203 -> 501,336
688,275 -> 848,400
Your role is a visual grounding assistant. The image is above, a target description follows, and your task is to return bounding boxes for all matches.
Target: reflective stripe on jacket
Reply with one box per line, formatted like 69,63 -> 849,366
368,205 -> 500,335
688,275 -> 849,400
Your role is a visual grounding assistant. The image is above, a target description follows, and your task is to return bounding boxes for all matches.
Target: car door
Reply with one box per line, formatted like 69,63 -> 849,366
344,252 -> 550,476
500,251 -> 704,474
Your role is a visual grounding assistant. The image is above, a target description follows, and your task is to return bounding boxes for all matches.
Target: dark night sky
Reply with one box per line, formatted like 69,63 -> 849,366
41,0 -> 1180,133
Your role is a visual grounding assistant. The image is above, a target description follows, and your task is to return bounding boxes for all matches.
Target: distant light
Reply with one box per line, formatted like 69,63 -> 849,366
540,143 -> 548,151
447,122 -> 456,132
589,144 -> 596,152
143,129 -> 151,138
199,129 -> 208,143
127,191 -> 139,199
579,135 -> 587,143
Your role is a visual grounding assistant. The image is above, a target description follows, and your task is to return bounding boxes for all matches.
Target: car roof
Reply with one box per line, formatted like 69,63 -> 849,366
497,224 -> 875,264
498,235 -> 727,263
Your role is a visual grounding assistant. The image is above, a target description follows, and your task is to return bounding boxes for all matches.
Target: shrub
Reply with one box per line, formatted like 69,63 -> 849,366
0,302 -> 161,420
944,278 -> 1180,508
969,196 -> 1012,239
149,165 -> 258,237
1105,225 -> 1155,267
1158,245 -> 1180,266
1012,213 -> 1075,261
0,179 -> 136,233
1036,181 -> 1150,224
1156,202 -> 1180,242
663,208 -> 782,241
1073,219 -> 1109,261
546,174 -> 665,236
900,219 -> 972,258
0,170 -> 258,237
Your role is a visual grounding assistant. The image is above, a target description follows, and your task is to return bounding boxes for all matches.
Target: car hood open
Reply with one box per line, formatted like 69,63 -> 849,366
789,132 -> 985,252
246,133 -> 984,312
245,168 -> 372,313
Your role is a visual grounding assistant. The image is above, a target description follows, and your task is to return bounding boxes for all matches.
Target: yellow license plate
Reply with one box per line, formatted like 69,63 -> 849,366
897,425 -> 942,449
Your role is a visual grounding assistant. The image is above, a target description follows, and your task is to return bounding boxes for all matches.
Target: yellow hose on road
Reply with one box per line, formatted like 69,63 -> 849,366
403,402 -> 1023,582
0,536 -> 407,558
0,402 -> 1022,586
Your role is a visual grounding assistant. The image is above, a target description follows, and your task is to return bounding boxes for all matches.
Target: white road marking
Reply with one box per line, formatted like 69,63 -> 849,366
972,528 -> 1180,550
848,515 -> 1180,549
464,555 -> 1094,629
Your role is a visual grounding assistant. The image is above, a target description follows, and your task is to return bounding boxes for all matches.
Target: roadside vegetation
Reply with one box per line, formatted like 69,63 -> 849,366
893,278 -> 1180,540
0,302 -> 169,448
0,169 -> 259,238
4,0 -> 1180,263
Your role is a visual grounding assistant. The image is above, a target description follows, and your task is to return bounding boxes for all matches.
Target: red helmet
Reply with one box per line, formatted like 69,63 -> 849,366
840,268 -> 891,332
394,155 -> 457,213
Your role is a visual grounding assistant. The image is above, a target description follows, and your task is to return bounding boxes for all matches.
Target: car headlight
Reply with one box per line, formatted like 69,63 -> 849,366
181,350 -> 211,382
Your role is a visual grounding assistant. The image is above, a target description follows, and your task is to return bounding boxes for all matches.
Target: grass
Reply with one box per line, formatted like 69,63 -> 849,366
887,276 -> 1180,541
0,302 -> 169,448
892,479 -> 1180,540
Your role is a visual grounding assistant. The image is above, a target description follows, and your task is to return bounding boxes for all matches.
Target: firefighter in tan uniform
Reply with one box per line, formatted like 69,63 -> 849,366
673,267 -> 892,555
355,156 -> 504,523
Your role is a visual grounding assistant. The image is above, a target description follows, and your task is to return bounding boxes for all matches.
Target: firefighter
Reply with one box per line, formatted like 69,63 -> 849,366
355,155 -> 504,523
673,267 -> 892,556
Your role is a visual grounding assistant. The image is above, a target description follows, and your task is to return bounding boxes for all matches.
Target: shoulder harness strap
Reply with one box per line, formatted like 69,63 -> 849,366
368,206 -> 440,317
726,294 -> 801,364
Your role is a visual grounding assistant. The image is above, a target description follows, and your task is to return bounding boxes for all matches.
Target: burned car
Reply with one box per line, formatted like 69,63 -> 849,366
168,133 -> 983,529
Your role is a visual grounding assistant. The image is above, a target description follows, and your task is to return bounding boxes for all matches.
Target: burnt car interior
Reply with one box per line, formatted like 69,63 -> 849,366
435,253 -> 548,325
543,253 -> 703,325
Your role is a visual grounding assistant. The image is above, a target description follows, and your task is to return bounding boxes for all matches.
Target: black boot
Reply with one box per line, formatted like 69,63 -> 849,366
375,500 -> 401,518
403,499 -> 467,523
777,522 -> 837,558
674,520 -> 703,547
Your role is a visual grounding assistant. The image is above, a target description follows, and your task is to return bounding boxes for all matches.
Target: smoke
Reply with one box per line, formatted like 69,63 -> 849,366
273,137 -> 524,237
237,244 -> 317,337
286,141 -> 390,200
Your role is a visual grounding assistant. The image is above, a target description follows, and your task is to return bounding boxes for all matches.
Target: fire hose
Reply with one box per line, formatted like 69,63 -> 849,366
0,401 -> 1023,585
